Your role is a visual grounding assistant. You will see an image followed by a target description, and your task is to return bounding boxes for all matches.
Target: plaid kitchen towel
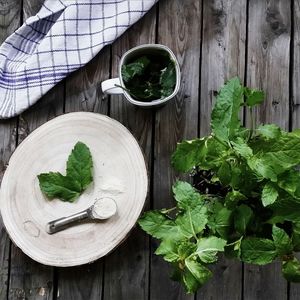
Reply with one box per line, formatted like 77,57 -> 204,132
0,0 -> 156,119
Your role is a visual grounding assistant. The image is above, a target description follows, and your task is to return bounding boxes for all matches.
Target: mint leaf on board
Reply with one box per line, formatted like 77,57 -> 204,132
272,225 -> 293,256
257,124 -> 281,139
66,141 -> 93,191
244,87 -> 264,107
240,238 -> 277,265
282,258 -> 300,282
211,77 -> 244,141
195,237 -> 227,263
38,142 -> 93,202
261,182 -> 279,207
37,172 -> 81,202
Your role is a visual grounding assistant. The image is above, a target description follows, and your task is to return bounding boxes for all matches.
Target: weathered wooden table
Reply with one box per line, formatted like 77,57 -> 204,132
0,0 -> 299,299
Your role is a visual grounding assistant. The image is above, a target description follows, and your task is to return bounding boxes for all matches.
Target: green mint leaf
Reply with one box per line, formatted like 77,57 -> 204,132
231,138 -> 253,159
175,205 -> 208,238
66,141 -> 93,191
270,195 -> 300,223
172,181 -> 203,210
278,169 -> 300,198
211,77 -> 244,141
262,182 -> 279,207
272,225 -> 293,256
244,87 -> 264,107
292,223 -> 300,251
249,134 -> 300,180
138,211 -> 183,240
195,236 -> 227,263
257,124 -> 281,139
184,258 -> 213,293
208,202 -> 232,239
171,138 -> 207,172
282,258 -> 300,282
38,142 -> 93,202
178,241 -> 197,259
121,56 -> 150,82
225,191 -> 247,209
155,239 -> 180,262
38,172 -> 81,202
234,204 -> 253,235
160,61 -> 176,97
217,161 -> 231,186
240,238 -> 277,265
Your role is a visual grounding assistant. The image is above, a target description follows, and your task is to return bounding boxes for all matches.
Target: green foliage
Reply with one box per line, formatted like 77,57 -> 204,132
38,142 -> 93,202
139,77 -> 300,293
121,52 -> 176,101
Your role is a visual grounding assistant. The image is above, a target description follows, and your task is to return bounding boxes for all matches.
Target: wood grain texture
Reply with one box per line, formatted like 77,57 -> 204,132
150,0 -> 200,299
103,6 -> 156,300
0,0 -> 21,299
8,84 -> 64,300
244,1 -> 291,299
290,0 -> 300,298
7,2 -> 61,299
197,1 -> 246,299
200,0 -> 246,136
57,24 -> 110,300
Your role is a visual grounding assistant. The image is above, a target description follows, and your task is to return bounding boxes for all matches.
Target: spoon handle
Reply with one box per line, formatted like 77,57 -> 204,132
46,210 -> 89,234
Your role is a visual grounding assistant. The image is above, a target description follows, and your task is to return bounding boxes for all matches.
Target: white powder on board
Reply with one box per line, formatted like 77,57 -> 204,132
92,198 -> 117,219
98,176 -> 125,196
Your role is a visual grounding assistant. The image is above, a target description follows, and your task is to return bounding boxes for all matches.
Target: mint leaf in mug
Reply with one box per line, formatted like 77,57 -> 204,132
38,141 -> 93,202
121,56 -> 150,82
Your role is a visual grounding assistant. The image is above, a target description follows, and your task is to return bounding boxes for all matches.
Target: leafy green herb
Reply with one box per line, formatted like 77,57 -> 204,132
139,77 -> 300,293
120,50 -> 176,101
38,142 -> 93,202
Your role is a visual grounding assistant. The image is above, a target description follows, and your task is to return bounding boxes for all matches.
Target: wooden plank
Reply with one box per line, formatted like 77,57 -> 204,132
197,1 -> 246,299
102,7 -> 156,300
0,0 -> 22,299
8,1 -> 62,299
150,0 -> 201,299
244,1 -> 291,299
56,28 -> 111,300
290,0 -> 300,298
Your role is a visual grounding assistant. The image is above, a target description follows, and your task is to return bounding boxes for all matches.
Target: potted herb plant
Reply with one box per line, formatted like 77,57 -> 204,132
139,77 -> 300,293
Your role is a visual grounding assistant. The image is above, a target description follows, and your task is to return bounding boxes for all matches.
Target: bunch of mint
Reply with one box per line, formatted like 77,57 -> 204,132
139,77 -> 300,293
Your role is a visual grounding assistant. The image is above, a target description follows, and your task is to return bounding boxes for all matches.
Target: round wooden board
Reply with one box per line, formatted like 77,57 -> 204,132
0,112 -> 148,267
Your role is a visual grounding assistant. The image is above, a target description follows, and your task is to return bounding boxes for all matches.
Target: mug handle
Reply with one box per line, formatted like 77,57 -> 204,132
101,78 -> 124,94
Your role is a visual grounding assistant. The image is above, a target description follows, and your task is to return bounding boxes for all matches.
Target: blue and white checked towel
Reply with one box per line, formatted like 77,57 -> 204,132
0,0 -> 156,119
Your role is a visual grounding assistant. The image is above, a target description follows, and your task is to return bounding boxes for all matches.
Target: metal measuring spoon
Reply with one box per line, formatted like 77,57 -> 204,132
46,197 -> 117,234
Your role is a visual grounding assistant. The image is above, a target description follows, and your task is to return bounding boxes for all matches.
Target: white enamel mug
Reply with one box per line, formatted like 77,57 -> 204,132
101,44 -> 181,107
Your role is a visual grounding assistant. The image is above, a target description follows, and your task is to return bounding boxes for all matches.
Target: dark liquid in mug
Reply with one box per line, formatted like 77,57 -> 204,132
121,49 -> 176,102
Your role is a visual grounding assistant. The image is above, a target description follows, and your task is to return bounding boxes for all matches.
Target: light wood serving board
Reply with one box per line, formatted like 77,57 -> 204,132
0,112 -> 148,267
